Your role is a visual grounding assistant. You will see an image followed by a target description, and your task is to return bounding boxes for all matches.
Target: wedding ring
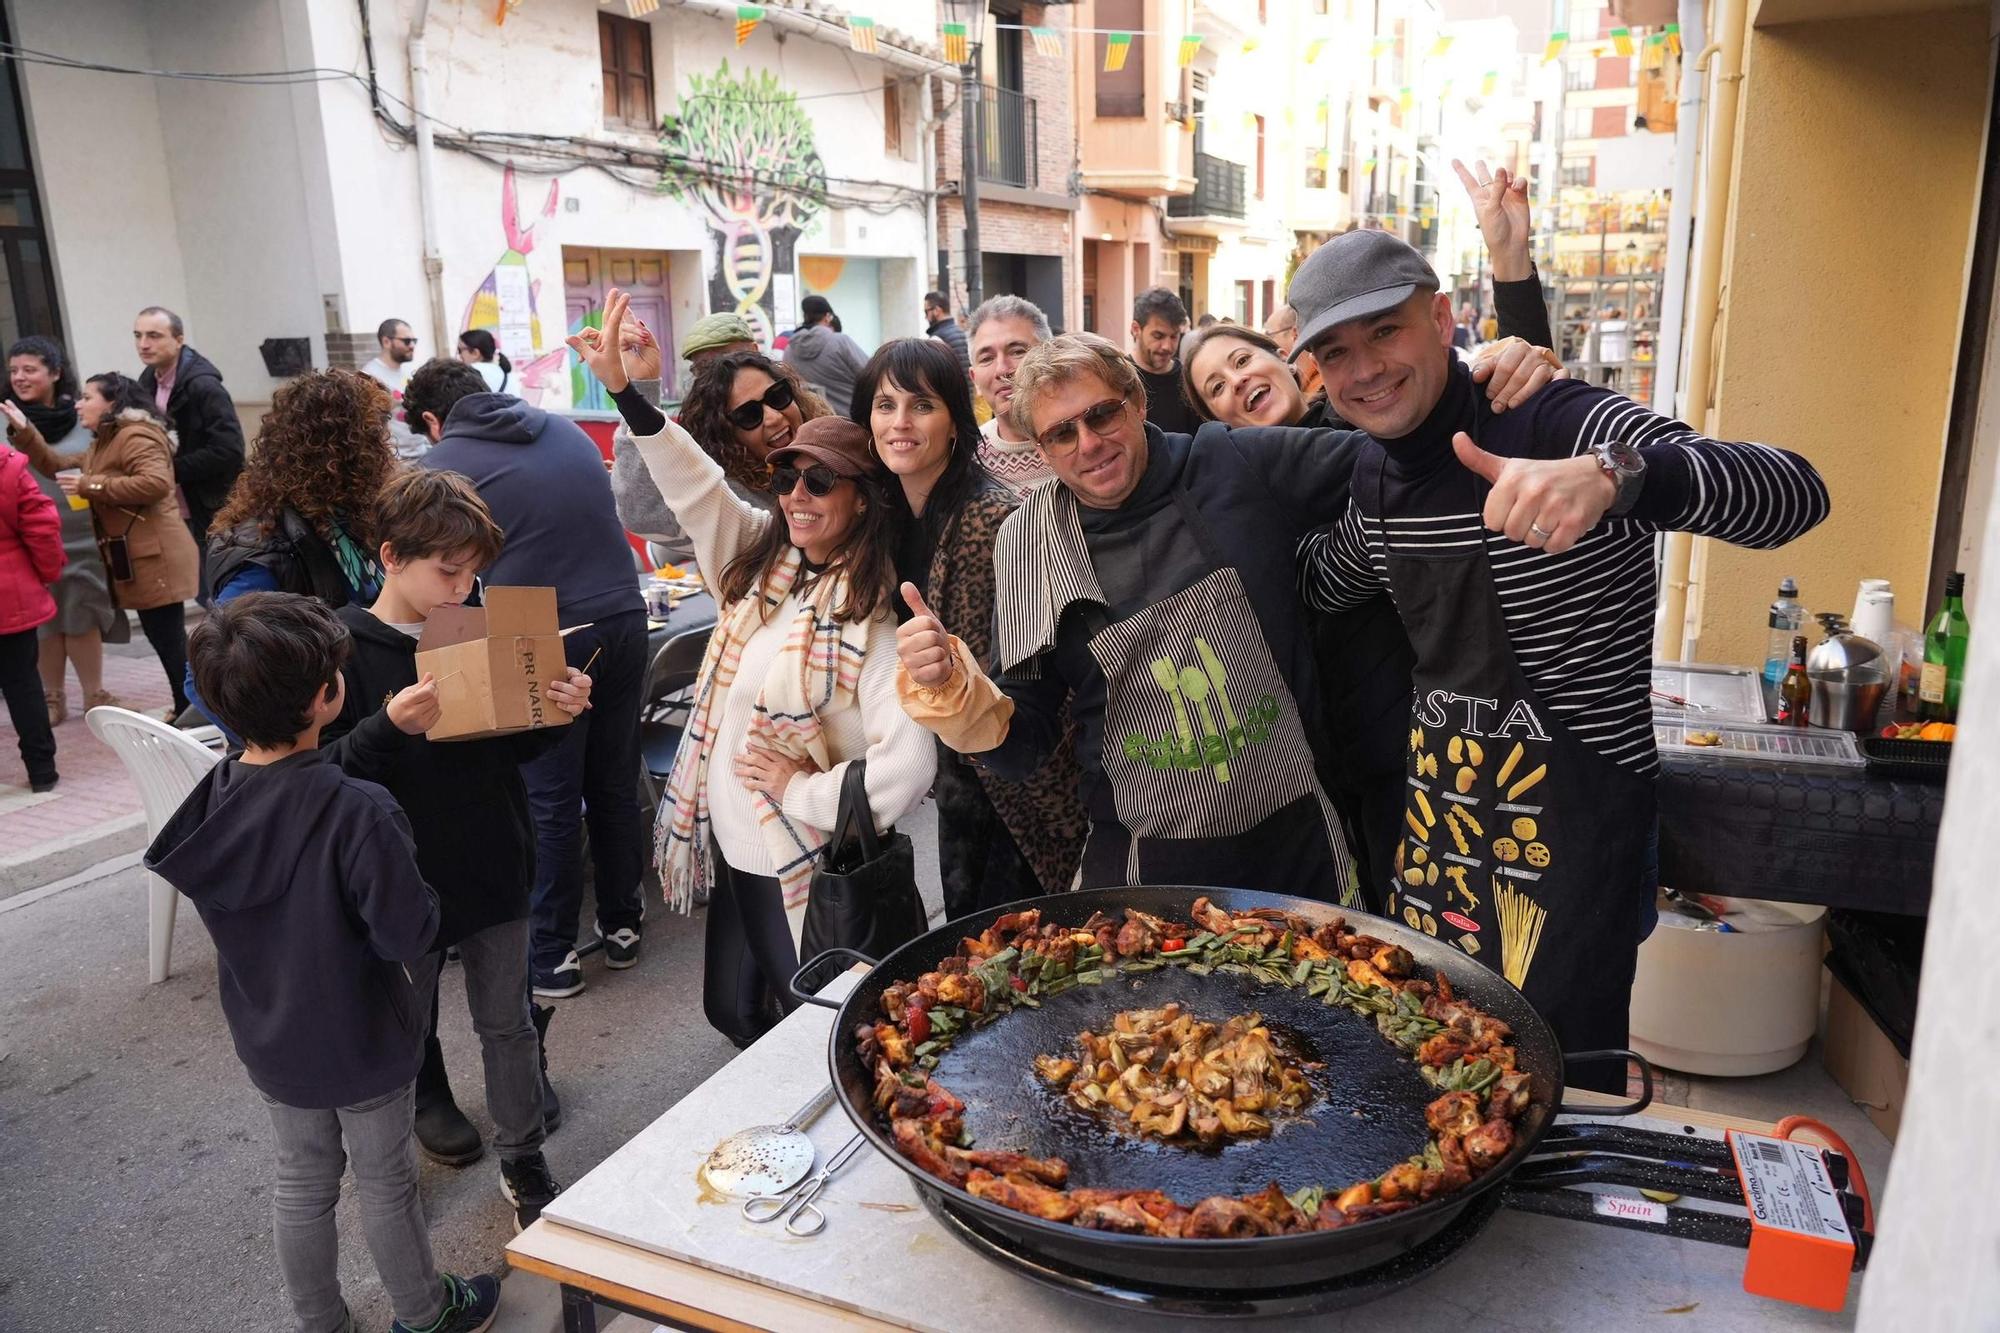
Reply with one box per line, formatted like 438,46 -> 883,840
1529,523 -> 1554,542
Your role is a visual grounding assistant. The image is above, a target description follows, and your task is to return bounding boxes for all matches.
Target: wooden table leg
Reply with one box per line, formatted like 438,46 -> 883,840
560,1284 -> 599,1333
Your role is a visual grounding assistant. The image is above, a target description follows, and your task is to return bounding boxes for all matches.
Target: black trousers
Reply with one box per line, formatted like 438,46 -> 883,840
703,858 -> 799,1045
136,603 -> 188,713
0,627 -> 55,783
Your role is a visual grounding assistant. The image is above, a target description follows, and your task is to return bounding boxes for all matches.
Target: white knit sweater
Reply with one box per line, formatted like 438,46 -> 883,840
631,418 -> 935,876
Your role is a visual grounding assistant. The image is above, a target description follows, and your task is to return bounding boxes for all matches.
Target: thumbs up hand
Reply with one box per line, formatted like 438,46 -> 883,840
897,581 -> 958,688
1454,432 -> 1617,554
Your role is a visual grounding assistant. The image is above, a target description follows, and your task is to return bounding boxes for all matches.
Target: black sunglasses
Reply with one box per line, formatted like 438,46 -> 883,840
769,463 -> 842,497
1035,396 -> 1129,453
726,380 -> 796,432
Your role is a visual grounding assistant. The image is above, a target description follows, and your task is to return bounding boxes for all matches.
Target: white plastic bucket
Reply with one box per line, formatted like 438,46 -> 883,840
1628,897 -> 1828,1076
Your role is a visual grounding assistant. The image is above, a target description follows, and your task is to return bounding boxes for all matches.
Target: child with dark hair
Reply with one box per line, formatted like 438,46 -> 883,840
144,591 -> 501,1333
321,467 -> 591,1225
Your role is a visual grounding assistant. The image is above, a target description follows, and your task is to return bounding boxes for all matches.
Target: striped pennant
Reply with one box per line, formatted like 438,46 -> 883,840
1481,69 -> 1499,95
1610,25 -> 1634,56
734,4 -> 764,45
1666,22 -> 1683,55
1103,31 -> 1132,72
1305,38 -> 1327,63
1542,30 -> 1568,63
1398,84 -> 1414,113
1031,26 -> 1064,58
1369,37 -> 1393,59
847,15 -> 879,54
625,0 -> 659,15
1430,35 -> 1455,57
941,21 -> 968,63
1178,33 -> 1204,67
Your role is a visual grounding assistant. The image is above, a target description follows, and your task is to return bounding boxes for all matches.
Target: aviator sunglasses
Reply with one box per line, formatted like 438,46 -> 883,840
1035,397 -> 1128,453
769,463 -> 843,497
726,379 -> 797,431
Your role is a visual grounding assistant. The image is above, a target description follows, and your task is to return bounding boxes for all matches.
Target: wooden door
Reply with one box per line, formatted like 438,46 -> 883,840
563,246 -> 671,412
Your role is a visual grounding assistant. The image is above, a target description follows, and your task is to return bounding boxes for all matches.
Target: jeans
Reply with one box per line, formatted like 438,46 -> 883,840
135,602 -> 188,713
261,1081 -> 444,1333
526,611 -> 648,971
409,919 -> 544,1160
703,857 -> 799,1043
0,628 -> 55,783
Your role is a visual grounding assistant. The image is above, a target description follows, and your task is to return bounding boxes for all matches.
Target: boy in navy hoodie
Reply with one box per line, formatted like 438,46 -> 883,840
323,468 -> 591,1229
146,592 -> 500,1333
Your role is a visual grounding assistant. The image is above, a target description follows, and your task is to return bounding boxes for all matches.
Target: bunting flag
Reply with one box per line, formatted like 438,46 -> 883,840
941,21 -> 969,63
734,4 -> 764,45
1641,31 -> 1667,69
1429,35 -> 1455,57
1481,69 -> 1499,95
625,0 -> 658,14
1178,33 -> 1204,67
847,15 -> 879,53
1398,85 -> 1414,114
1610,26 -> 1634,56
1315,97 -> 1329,123
1031,26 -> 1064,58
1305,38 -> 1327,63
1370,37 -> 1394,59
1665,21 -> 1683,55
1362,156 -> 1378,173
1241,38 -> 1259,55
1439,77 -> 1455,98
1312,149 -> 1330,170
1542,30 -> 1567,63
1104,31 -> 1132,72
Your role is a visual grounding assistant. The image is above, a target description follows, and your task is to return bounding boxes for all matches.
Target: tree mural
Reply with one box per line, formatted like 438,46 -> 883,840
658,62 -> 827,346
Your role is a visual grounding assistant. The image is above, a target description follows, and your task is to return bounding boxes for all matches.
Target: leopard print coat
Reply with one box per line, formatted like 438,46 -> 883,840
926,482 -> 1088,900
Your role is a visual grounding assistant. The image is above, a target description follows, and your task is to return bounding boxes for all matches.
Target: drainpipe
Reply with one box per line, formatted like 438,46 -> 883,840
1649,0 -> 1705,426
920,73 -> 939,292
1654,0 -> 1749,662
409,0 -> 449,352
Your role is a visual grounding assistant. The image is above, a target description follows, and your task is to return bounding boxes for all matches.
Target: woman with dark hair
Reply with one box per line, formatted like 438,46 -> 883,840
674,349 -> 830,493
2,336 -> 120,723
456,328 -> 514,394
851,337 -> 1086,916
571,291 -> 934,1045
5,370 -> 199,717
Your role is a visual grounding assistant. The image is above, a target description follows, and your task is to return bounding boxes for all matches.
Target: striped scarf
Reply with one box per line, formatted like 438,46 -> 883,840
655,545 -> 870,914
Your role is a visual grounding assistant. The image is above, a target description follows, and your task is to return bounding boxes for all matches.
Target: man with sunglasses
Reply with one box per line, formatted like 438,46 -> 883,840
895,331 -> 1580,898
362,318 -> 426,460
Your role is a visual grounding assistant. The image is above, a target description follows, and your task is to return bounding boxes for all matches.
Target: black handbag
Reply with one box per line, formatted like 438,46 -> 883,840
799,760 -> 926,961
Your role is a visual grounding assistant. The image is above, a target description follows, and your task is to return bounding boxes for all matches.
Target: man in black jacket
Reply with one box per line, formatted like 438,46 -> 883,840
134,306 -> 246,600
1129,288 -> 1200,436
924,291 -> 970,371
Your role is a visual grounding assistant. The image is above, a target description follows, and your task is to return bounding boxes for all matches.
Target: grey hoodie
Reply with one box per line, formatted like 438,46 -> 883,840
782,322 -> 870,417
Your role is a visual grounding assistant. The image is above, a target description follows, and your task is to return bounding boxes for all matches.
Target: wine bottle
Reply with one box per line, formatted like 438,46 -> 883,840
1777,635 -> 1812,727
1920,572 -> 1971,723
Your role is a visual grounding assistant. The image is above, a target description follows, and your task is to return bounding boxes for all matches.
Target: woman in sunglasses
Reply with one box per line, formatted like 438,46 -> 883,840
849,338 -> 1085,917
675,350 -> 831,498
569,292 -> 935,1046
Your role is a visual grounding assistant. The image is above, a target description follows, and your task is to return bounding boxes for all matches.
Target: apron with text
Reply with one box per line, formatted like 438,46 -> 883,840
1086,489 -> 1354,898
1369,453 -> 1654,1064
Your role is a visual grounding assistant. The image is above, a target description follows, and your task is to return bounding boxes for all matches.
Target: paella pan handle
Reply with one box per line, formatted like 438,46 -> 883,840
787,946 -> 879,1010
1556,1048 -> 1654,1117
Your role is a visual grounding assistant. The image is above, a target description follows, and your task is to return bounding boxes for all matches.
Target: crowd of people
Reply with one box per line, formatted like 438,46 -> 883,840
0,161 -> 1834,1333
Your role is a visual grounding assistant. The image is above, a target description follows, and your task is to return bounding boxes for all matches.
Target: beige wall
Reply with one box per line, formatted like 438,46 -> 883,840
1685,10 -> 1988,665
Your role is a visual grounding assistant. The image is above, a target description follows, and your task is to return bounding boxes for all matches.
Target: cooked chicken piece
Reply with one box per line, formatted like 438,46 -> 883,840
873,1022 -> 913,1068
1370,944 -> 1415,978
1312,1200 -> 1353,1230
1343,934 -> 1388,961
1240,1182 -> 1306,1230
991,909 -> 1041,937
1416,1030 -> 1476,1068
1190,897 -> 1235,935
1114,915 -> 1158,957
915,973 -> 942,1004
1469,1013 -> 1513,1044
961,933 -> 1001,960
1486,1070 -> 1533,1120
1346,958 -> 1393,992
1289,933 -> 1334,961
1309,921 -> 1347,953
1377,1161 -> 1425,1202
934,971 -> 987,1013
1076,1199 -> 1160,1234
1464,1117 -> 1516,1171
943,1148 -> 1069,1186
1343,1200 -> 1417,1223
1480,1043 -> 1518,1072
1420,1154 -> 1472,1199
891,1118 -> 964,1183
1034,1055 -> 1078,1087
936,955 -> 968,974
966,1169 -> 1083,1222
1424,992 -> 1480,1032
1335,1181 -> 1377,1212
879,983 -> 911,1023
1184,1196 -> 1287,1238
1426,1091 -> 1484,1138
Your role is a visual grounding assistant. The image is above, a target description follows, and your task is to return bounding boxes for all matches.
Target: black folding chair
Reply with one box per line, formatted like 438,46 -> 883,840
637,625 -> 712,815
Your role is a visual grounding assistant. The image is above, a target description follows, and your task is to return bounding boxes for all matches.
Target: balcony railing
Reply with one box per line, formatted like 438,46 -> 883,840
980,84 -> 1038,189
1168,152 -> 1247,220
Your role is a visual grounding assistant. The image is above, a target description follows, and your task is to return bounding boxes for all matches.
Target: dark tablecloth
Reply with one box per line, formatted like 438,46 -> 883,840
647,590 -> 716,656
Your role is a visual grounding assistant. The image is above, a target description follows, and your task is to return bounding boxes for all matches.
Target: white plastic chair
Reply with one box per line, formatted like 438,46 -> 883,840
85,707 -> 222,983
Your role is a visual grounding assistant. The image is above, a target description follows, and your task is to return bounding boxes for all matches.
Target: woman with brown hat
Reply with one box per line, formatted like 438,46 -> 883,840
570,290 -> 934,1045
6,371 -> 199,718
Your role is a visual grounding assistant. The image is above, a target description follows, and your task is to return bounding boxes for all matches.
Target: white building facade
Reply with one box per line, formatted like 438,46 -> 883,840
9,0 -> 946,414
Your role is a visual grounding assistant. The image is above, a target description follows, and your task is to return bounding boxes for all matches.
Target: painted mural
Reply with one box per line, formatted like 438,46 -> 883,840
658,61 -> 827,347
462,164 -> 571,405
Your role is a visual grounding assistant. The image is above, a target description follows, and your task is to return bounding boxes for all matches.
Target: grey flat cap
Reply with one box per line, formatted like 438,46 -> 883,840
1286,230 -> 1441,362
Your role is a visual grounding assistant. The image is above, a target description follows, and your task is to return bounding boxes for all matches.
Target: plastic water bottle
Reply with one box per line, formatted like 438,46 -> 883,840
1763,577 -> 1804,684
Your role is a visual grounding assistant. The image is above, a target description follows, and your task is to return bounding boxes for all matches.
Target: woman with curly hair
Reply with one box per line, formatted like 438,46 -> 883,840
187,370 -> 396,726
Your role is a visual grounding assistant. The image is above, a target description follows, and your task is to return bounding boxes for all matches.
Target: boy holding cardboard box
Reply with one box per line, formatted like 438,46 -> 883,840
323,468 -> 591,1230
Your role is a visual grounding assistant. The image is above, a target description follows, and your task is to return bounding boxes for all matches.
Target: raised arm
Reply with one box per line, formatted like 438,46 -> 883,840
1454,157 -> 1554,349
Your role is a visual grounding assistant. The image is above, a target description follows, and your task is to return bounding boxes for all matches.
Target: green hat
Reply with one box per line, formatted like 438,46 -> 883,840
680,312 -> 757,360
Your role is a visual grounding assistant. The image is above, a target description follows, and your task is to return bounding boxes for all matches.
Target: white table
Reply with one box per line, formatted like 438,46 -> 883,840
509,972 -> 1861,1331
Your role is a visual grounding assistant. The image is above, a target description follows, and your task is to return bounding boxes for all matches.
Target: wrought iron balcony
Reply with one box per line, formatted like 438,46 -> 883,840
980,84 -> 1038,189
1168,151 -> 1247,220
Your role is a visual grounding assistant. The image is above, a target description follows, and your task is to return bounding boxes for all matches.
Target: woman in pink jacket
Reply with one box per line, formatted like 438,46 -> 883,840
0,437 -> 64,789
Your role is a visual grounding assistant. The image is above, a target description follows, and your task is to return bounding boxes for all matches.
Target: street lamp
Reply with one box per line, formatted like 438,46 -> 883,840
946,0 -> 983,310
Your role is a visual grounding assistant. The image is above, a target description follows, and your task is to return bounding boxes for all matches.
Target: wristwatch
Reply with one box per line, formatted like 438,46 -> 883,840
1591,439 -> 1646,516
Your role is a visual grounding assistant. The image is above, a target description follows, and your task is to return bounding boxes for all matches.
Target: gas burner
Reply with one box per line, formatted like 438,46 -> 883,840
917,1189 -> 1506,1318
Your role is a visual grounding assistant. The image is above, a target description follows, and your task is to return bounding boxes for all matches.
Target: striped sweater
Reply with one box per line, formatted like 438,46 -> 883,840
1299,371 -> 1830,776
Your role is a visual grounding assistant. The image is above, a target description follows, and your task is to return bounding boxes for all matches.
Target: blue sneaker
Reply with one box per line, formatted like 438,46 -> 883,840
390,1273 -> 500,1333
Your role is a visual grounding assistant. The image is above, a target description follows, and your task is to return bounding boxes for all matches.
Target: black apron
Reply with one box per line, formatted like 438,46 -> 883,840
1082,490 -> 1355,901
1368,453 -> 1653,1079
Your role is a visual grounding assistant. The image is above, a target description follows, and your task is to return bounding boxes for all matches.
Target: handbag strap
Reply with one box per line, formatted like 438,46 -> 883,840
831,759 -> 881,862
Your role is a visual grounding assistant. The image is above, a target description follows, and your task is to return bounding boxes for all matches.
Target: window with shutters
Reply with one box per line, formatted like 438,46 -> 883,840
1095,0 -> 1145,118
600,13 -> 656,130
884,82 -> 904,157
1254,114 -> 1266,197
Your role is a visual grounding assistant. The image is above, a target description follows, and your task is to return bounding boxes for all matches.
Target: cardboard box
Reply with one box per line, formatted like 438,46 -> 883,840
1820,972 -> 1909,1142
415,586 -> 575,742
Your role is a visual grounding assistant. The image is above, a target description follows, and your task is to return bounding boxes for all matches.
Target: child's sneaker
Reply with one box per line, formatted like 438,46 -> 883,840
499,1152 -> 564,1232
390,1272 -> 500,1333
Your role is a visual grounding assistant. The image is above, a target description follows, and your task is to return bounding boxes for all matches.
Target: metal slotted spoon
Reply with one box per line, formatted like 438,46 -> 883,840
701,1084 -> 837,1197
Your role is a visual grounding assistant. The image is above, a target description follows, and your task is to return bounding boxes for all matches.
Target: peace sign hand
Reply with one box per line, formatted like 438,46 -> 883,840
1452,158 -> 1534,283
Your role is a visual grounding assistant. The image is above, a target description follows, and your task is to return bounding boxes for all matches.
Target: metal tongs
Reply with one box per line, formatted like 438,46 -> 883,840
742,1131 -> 867,1236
